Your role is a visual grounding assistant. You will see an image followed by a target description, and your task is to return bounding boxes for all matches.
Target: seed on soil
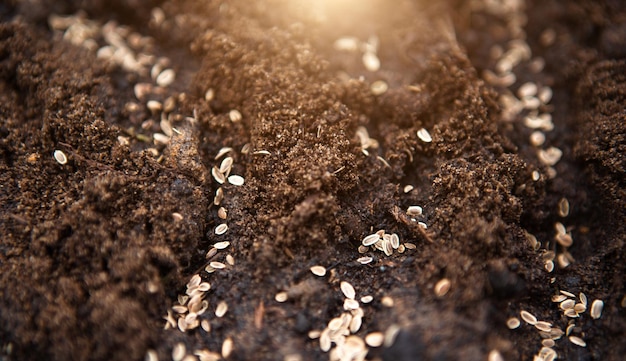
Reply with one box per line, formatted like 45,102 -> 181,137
147,100 -> 162,114
403,185 -> 414,193
215,147 -> 233,160
574,303 -> 586,313
172,342 -> 186,361
215,223 -> 228,235
308,330 -> 321,339
506,317 -> 521,329
538,147 -> 563,166
215,301 -> 228,317
226,254 -> 235,266
357,245 -> 369,253
518,82 -> 538,98
384,324 -> 401,347
219,157 -> 234,174
579,292 -> 587,306
310,266 -> 326,277
564,309 -> 578,318
552,294 -> 567,303
544,260 -> 554,272
404,242 -> 417,250
417,128 -> 432,143
328,317 -> 343,331
566,323 -> 575,336
382,238 -> 394,256
360,295 -> 373,304
365,332 -> 384,347
357,256 -> 373,265
275,292 -> 288,303
542,339 -> 556,348
569,336 -> 586,347
340,281 -> 356,299
319,329 -> 331,352
214,241 -> 230,250
370,80 -> 388,95
381,296 -> 394,307
343,298 -> 360,310
558,198 -> 570,217
535,321 -> 552,332
221,337 -> 233,358
530,131 -> 546,146
228,109 -> 242,122
362,233 -> 380,246
362,52 -> 380,72
209,262 -> 226,270
156,69 -> 175,87
227,175 -> 244,186
560,299 -> 575,310
172,305 -> 188,314
434,278 -> 451,297
206,248 -> 218,259
145,349 -> 158,361
590,299 -> 604,319
555,232 -> 573,247
53,150 -> 68,164
520,310 -> 537,325
213,187 -> 224,206
205,88 -> 215,102
212,167 -> 225,184
407,206 -> 423,216
560,290 -> 576,298
172,212 -> 183,221
349,314 -> 362,333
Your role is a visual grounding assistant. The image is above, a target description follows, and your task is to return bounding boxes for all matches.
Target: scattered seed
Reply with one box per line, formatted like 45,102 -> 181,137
404,242 -> 417,250
542,339 -> 555,348
172,342 -> 186,361
434,278 -> 451,297
219,157 -> 234,174
360,295 -> 373,304
574,303 -> 586,313
362,233 -> 380,247
349,314 -> 362,333
564,309 -> 578,318
365,332 -> 384,347
569,336 -> 586,347
382,238 -> 393,256
204,265 -> 215,273
551,294 -> 567,303
215,301 -> 228,317
357,245 -> 369,253
558,198 -> 570,217
538,147 -> 563,166
205,88 -> 215,102
560,290 -> 576,298
383,324 -> 401,347
213,187 -> 224,206
506,317 -> 521,329
308,330 -> 321,339
146,349 -> 158,361
156,68 -> 175,87
418,221 -> 428,229
518,82 -> 538,98
172,212 -> 183,222
370,80 -> 388,95
340,281 -> 356,299
357,256 -> 373,265
333,36 -> 359,51
545,260 -> 555,272
520,310 -> 538,325
417,128 -> 432,143
214,241 -> 230,250
221,337 -> 233,358
535,321 -> 552,332
229,110 -> 242,122
215,223 -> 228,235
212,167 -> 225,184
343,298 -> 360,310
310,266 -> 326,277
381,296 -> 394,307
275,292 -> 288,303
206,247 -> 218,259
590,299 -> 604,319
560,299 -> 575,310
207,261 -> 226,271
172,305 -> 188,314
53,150 -> 68,165
403,185 -> 414,193
362,52 -> 380,72
227,175 -> 244,186
215,147 -> 233,160
579,292 -> 588,307
217,207 -> 227,219
328,317 -> 343,331
566,323 -> 575,336
226,254 -> 235,266
319,329 -> 331,352
488,350 -> 504,361
407,206 -> 423,216
532,170 -> 541,181
557,254 -> 571,268
530,131 -> 546,146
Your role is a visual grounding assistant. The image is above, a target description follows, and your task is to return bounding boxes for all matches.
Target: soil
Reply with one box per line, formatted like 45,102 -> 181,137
0,1 -> 624,361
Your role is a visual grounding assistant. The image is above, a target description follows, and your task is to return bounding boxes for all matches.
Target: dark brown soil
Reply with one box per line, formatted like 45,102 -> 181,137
1,1 -> 624,361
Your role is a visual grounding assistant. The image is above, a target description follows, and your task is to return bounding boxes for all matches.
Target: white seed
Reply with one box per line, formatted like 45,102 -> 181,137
407,206 -> 423,216
434,278 -> 451,297
590,299 -> 604,319
210,261 -> 226,269
349,314 -> 362,333
383,324 -> 401,347
370,80 -> 388,95
362,233 -> 380,246
532,170 -> 541,181
221,337 -> 233,358
340,281 -> 356,299
188,274 -> 202,288
147,100 -> 163,114
206,247 -> 218,259
229,109 -> 242,122
219,157 -> 234,174
357,245 -> 369,253
381,296 -> 394,307
156,68 -> 175,87
362,52 -> 380,72
215,223 -> 228,235
198,282 -> 211,292
360,295 -> 373,304
557,254 -> 571,268
520,310 -> 537,325
172,305 -> 188,314
215,147 -> 233,160
538,86 -> 553,104
542,339 -> 556,348
343,298 -> 360,310
212,166 -> 225,184
308,330 -> 321,339
417,128 -> 432,143
403,185 -> 414,193
564,308 -> 579,318
327,317 -> 343,331
518,82 -> 538,98
310,266 -> 326,277
488,350 -> 504,361
579,292 -> 588,307
214,241 -> 230,250
275,291 -> 288,303
205,88 -> 215,102
574,303 -> 586,313
227,175 -> 244,186
569,336 -> 586,347
215,301 -> 228,317
333,36 -> 359,51
382,238 -> 394,256
357,256 -> 373,265
418,222 -> 428,229
538,147 -> 563,166
560,290 -> 576,298
172,342 -> 186,361
506,317 -> 521,329
365,332 -> 384,347
213,187 -> 224,206
319,329 -> 331,352
560,299 -> 575,310
145,349 -> 158,361
529,131 -> 546,146
566,323 -> 575,336
404,242 -> 417,250
53,150 -> 68,165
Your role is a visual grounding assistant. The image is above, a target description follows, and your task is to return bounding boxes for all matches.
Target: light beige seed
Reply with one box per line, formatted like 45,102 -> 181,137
215,301 -> 228,317
198,282 -> 211,292
212,167 -> 225,184
333,36 -> 359,51
275,291 -> 288,303
172,342 -> 186,361
229,109 -> 242,122
370,80 -> 388,95
226,254 -> 235,266
204,265 -> 215,273
569,336 -> 586,347
357,256 -> 373,265
214,241 -> 230,250
417,128 -> 432,143
156,69 -> 175,87
566,323 -> 575,336
545,260 -> 555,272
557,254 -> 571,268
381,296 -> 394,307
555,232 -> 573,247
357,245 -> 369,253
360,295 -> 373,304
538,147 -> 563,166
590,299 -> 604,319
328,317 -> 343,331
319,329 -> 331,352
518,82 -> 538,98
221,337 -> 233,358
558,198 -> 570,217
227,175 -> 244,186
551,294 -> 567,303
418,221 -> 428,229
550,327 -> 564,340
209,261 -> 226,269
159,117 -> 173,137
215,147 -> 233,160
506,317 -> 521,329
172,305 -> 188,314
574,303 -> 586,313
560,290 -> 576,298
53,150 -> 68,165
310,266 -> 326,277
343,298 -> 360,310
407,206 -> 423,216
535,321 -> 553,332
201,319 -> 211,332
488,350 -> 504,361
579,292 -> 588,307
520,310 -> 538,325
206,247 -> 218,259
205,88 -> 215,102
530,131 -> 546,146
349,314 -> 362,333
213,187 -> 224,206
404,242 -> 417,250
560,299 -> 575,310
403,185 -> 414,193
188,274 -> 202,288
542,339 -> 555,348
145,349 -> 158,361
215,223 -> 228,235
434,278 -> 451,297
384,324 -> 401,347
308,330 -> 321,339
219,157 -> 234,174
390,233 -> 400,249
341,281 -> 356,299
365,332 -> 384,347
362,52 -> 380,72
382,238 -> 394,256
362,233 -> 380,246
538,86 -> 553,104
564,309 -> 579,318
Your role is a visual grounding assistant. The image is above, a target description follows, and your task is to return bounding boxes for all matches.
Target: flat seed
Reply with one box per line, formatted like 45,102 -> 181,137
210,261 -> 226,269
215,147 -> 233,160
172,305 -> 188,314
217,207 -> 227,219
172,343 -> 186,361
205,88 -> 215,102
404,242 -> 417,250
590,299 -> 604,319
518,82 -> 538,98
417,128 -> 432,143
319,329 -> 331,352
418,221 -> 428,229
146,349 -> 158,361
198,282 -> 211,292
434,278 -> 451,297
370,80 -> 388,95
560,299 -> 575,310
206,247 -> 218,259
357,256 -> 373,265
564,309 -> 579,318
362,52 -> 380,72
156,69 -> 175,87
362,233 -> 380,246
328,317 -> 343,331
569,336 -> 586,347
535,321 -> 553,332
488,350 -> 504,361
221,337 -> 233,358
542,339 -> 555,348
382,239 -> 394,256
215,301 -> 228,317
214,241 -> 230,250
310,266 -> 326,277
227,175 -> 244,186
520,310 -> 537,325
357,245 -> 369,253
383,324 -> 401,347
403,185 -> 414,193
560,290 -> 576,298
349,314 -> 362,333
381,296 -> 394,307
341,281 -> 356,299
579,292 -> 588,306
213,187 -> 223,206
53,150 -> 68,165
566,324 -> 575,336
188,274 -> 202,288
360,295 -> 373,304
308,330 -> 321,339
212,167 -> 225,184
275,292 -> 288,303
555,232 -> 573,247
552,294 -> 567,303
538,147 -> 563,166
545,260 -> 555,272
390,234 -> 400,249
343,298 -> 360,310
558,198 -> 570,217
215,223 -> 228,235
219,157 -> 234,174
506,317 -> 521,329
407,206 -> 423,216
229,110 -> 242,122
574,303 -> 586,313
365,332 -> 384,347
226,254 -> 235,266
